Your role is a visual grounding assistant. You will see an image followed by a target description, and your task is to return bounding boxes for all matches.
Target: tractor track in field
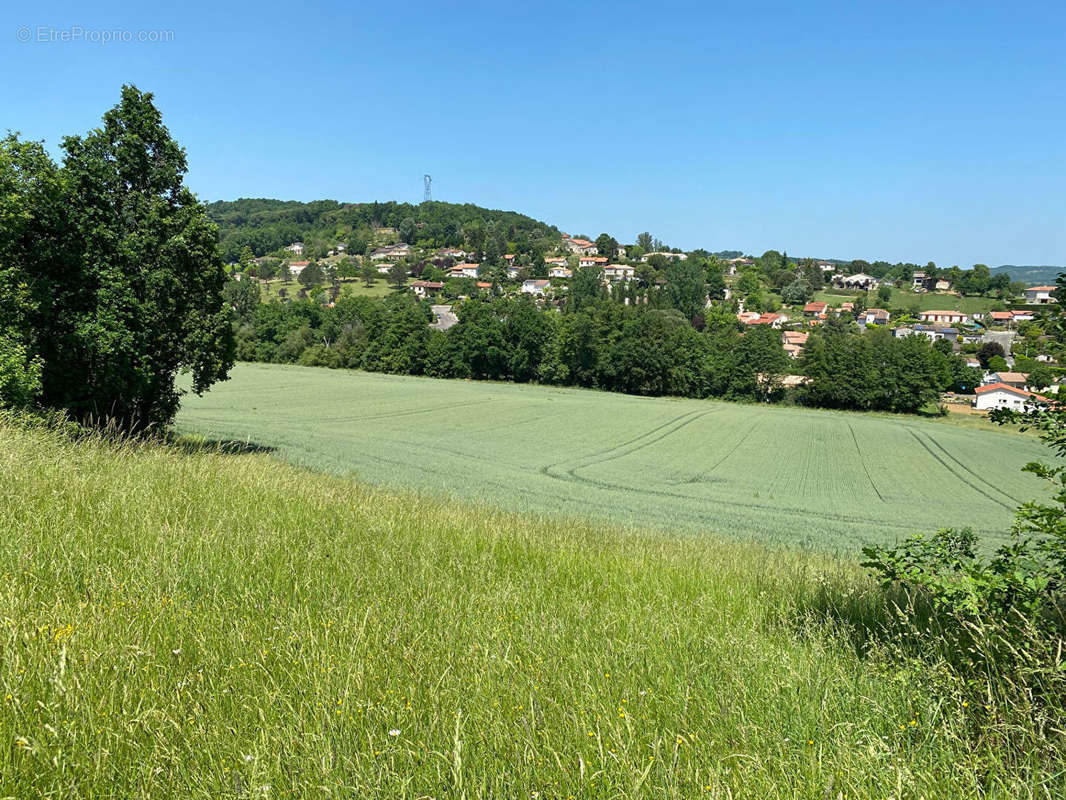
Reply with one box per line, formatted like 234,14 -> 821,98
907,430 -> 1015,511
921,430 -> 1023,506
848,423 -> 885,502
537,413 -> 937,532
563,409 -> 718,481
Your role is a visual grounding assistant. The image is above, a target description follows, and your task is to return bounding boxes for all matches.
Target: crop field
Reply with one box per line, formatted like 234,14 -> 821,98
176,364 -> 1051,552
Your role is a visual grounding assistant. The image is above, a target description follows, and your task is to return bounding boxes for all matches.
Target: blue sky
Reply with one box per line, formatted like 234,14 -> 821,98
4,0 -> 1064,266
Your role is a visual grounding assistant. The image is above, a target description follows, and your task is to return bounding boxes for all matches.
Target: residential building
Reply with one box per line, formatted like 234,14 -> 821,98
410,280 -> 444,298
288,260 -> 310,278
738,311 -> 785,328
548,265 -> 572,279
911,270 -> 933,291
973,382 -> 1046,411
803,301 -> 828,317
836,272 -> 879,290
603,263 -> 636,282
565,238 -> 598,255
862,308 -> 890,326
991,371 -> 1029,389
448,263 -> 480,279
1025,286 -> 1057,304
578,255 -> 608,268
918,310 -> 969,325
521,279 -> 550,296
369,244 -> 412,261
285,242 -> 304,255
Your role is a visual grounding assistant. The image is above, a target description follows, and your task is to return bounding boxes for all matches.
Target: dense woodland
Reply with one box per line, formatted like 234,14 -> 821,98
208,198 -> 560,263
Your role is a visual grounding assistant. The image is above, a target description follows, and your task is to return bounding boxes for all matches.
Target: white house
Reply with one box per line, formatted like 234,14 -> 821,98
548,265 -> 572,279
578,255 -> 608,268
285,242 -> 304,255
603,263 -> 636,282
973,382 -> 1046,411
521,279 -> 550,296
918,310 -> 969,325
448,263 -> 480,279
1025,285 -> 1057,304
288,260 -> 310,278
410,280 -> 444,298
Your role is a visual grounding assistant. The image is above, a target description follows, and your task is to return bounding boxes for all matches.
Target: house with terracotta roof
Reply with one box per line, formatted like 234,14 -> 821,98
548,265 -> 572,279
578,255 -> 608,268
1025,286 -> 1057,304
448,263 -> 480,279
564,238 -> 598,255
973,382 -> 1047,411
989,310 -> 1014,325
410,280 -> 444,298
803,301 -> 828,317
990,371 -> 1029,389
919,310 -> 969,325
287,260 -> 311,278
781,330 -> 809,358
738,312 -> 785,329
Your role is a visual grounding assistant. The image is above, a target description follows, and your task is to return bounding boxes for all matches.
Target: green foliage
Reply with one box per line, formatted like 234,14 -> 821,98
0,87 -> 233,431
977,341 -> 1006,368
799,320 -> 955,413
861,400 -> 1066,717
0,330 -> 41,409
208,198 -> 558,262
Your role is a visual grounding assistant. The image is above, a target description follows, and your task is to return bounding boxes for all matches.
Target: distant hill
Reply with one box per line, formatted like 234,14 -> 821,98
991,264 -> 1064,285
207,198 -> 560,262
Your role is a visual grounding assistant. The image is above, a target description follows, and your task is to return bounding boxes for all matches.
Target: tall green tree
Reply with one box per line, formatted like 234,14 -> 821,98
18,86 -> 234,430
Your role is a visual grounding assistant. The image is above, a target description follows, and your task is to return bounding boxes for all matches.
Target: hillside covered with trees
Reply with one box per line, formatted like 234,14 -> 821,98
207,198 -> 560,263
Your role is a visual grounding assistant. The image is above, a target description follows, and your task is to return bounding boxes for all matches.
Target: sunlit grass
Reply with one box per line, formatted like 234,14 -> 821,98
0,419 -> 1060,797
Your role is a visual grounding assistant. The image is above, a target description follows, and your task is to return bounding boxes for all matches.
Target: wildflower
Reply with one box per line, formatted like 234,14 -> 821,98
962,701 -> 968,708
171,648 -> 182,656
243,754 -> 254,763
388,729 -> 400,737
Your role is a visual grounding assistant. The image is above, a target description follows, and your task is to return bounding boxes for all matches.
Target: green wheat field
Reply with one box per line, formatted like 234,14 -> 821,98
1,416 -> 1059,798
177,363 -> 1049,552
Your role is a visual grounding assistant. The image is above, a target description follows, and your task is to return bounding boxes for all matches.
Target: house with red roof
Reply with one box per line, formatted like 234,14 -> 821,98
1025,286 -> 1058,304
565,238 -> 598,255
973,382 -> 1047,412
803,301 -> 827,317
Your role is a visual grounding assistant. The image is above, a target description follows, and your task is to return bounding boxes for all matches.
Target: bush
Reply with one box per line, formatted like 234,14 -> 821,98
860,403 -> 1066,718
0,331 -> 42,409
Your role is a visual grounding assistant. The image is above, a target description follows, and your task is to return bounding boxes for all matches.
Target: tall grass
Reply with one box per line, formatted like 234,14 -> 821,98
0,418 -> 1061,797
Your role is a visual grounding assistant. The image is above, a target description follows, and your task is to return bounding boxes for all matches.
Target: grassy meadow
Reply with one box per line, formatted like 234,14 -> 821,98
1,417 -> 1062,798
259,276 -> 412,300
812,288 -> 1003,315
176,364 -> 1050,553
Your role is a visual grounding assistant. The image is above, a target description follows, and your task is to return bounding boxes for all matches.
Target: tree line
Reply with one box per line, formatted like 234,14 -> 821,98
226,282 -> 977,413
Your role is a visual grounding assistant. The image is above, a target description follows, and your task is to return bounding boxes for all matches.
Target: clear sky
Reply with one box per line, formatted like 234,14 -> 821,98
4,0 -> 1064,266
